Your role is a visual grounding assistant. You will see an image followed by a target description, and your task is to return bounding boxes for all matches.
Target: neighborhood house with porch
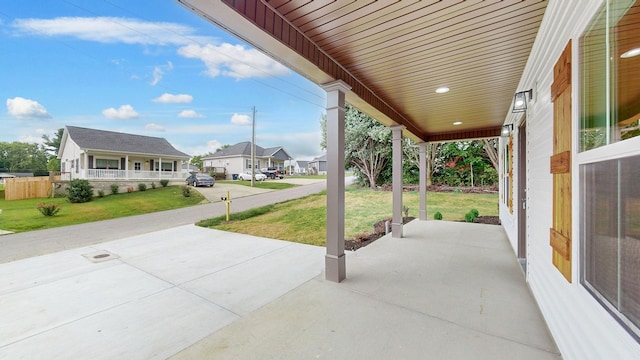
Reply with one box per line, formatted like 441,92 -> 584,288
58,126 -> 191,186
202,141 -> 292,179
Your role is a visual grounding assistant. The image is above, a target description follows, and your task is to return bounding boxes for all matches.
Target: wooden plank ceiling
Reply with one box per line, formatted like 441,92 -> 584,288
178,0 -> 548,142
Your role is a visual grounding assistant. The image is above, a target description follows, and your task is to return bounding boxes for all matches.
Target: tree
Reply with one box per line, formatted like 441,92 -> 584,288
42,128 -> 64,156
0,141 -> 48,173
482,138 -> 499,170
403,140 -> 441,186
190,155 -> 203,170
321,104 -> 392,188
42,128 -> 64,172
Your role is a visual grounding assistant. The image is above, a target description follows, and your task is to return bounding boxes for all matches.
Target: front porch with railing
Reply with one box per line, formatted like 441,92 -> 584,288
84,169 -> 188,180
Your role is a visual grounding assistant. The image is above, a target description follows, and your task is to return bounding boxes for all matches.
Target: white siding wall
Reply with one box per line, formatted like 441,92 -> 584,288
501,0 -> 640,358
59,137 -> 82,180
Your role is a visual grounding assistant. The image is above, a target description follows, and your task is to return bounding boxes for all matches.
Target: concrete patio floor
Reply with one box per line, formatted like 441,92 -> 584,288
0,220 -> 561,359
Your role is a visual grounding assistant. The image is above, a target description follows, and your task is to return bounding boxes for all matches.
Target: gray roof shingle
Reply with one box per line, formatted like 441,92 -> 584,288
204,141 -> 290,160
66,126 -> 190,158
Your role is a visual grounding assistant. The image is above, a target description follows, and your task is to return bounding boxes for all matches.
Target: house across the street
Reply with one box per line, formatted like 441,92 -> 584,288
58,126 -> 191,182
202,141 -> 292,179
308,154 -> 326,175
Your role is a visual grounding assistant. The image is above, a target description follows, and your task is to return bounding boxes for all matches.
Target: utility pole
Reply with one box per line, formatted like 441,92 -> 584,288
251,106 -> 256,187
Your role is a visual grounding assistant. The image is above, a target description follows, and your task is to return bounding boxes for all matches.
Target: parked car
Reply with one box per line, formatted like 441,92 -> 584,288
237,171 -> 267,181
260,167 -> 284,179
186,173 -> 215,187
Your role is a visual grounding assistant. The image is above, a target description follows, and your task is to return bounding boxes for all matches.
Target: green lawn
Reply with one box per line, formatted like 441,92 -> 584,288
199,187 -> 498,246
0,186 -> 205,233
216,180 -> 296,190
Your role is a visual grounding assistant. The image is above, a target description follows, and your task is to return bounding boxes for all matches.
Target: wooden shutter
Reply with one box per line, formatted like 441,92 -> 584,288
88,155 -> 94,169
550,40 -> 572,282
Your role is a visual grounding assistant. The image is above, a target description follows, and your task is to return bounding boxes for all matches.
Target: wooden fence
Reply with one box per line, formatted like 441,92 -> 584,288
4,177 -> 52,200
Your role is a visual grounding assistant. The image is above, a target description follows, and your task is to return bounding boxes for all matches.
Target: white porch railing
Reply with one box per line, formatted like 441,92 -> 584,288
86,169 -> 187,180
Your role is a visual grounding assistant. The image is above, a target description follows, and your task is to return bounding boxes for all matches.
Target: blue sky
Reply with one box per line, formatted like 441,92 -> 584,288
0,0 -> 327,159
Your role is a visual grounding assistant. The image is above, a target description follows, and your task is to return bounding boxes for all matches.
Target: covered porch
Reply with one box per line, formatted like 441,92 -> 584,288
0,220 -> 559,359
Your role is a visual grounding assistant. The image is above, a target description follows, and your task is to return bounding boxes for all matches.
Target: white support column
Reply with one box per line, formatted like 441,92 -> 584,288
391,125 -> 405,238
125,155 -> 129,180
321,80 -> 351,283
158,157 -> 162,180
419,142 -> 427,221
83,152 -> 89,179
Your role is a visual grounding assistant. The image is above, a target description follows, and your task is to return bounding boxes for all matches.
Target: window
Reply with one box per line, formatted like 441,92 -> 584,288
245,159 -> 260,169
134,162 -> 141,172
580,0 -> 640,151
582,155 -> 640,337
580,0 -> 640,339
502,136 -> 513,213
153,162 -> 173,171
95,159 -> 119,169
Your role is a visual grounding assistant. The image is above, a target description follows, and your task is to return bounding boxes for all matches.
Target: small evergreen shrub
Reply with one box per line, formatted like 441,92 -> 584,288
465,212 -> 477,222
97,190 -> 105,198
434,212 -> 443,220
138,183 -> 147,191
470,208 -> 480,218
36,202 -> 61,216
110,184 -> 119,195
160,179 -> 169,187
181,185 -> 191,197
67,179 -> 93,203
151,182 -> 156,189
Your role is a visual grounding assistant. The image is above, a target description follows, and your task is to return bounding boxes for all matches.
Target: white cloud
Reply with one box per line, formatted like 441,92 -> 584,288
11,17 -> 210,46
231,113 -> 251,126
153,93 -> 193,103
18,135 -> 44,144
178,110 -> 204,118
102,104 -> 139,119
178,43 -> 289,79
145,123 -> 165,132
207,140 -> 222,151
150,61 -> 173,86
6,97 -> 51,119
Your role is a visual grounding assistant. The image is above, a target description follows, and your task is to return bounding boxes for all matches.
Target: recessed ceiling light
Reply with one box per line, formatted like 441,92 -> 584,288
621,47 -> 640,58
435,87 -> 450,94
453,121 -> 462,125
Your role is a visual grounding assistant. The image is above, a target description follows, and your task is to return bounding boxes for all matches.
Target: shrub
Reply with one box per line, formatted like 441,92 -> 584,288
402,205 -> 409,218
97,190 -> 105,198
465,211 -> 477,222
127,186 -> 134,193
151,182 -> 156,189
470,208 -> 480,218
110,184 -> 119,195
138,183 -> 147,191
434,211 -> 443,220
36,202 -> 61,216
181,185 -> 191,197
160,179 -> 169,187
67,179 -> 93,203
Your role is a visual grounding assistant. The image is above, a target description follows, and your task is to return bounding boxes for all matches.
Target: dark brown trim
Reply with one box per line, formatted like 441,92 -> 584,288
426,128 -> 502,142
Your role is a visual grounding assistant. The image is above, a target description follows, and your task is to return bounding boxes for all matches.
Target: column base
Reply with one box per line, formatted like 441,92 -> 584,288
419,210 -> 427,221
325,253 -> 346,282
392,223 -> 403,238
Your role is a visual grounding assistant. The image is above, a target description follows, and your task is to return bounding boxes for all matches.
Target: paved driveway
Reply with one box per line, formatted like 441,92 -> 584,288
193,177 -> 325,203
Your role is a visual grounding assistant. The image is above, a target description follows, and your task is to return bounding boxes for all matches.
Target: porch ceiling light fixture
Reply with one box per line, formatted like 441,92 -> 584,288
621,47 -> 640,58
435,86 -> 450,94
512,89 -> 533,113
501,124 -> 513,137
